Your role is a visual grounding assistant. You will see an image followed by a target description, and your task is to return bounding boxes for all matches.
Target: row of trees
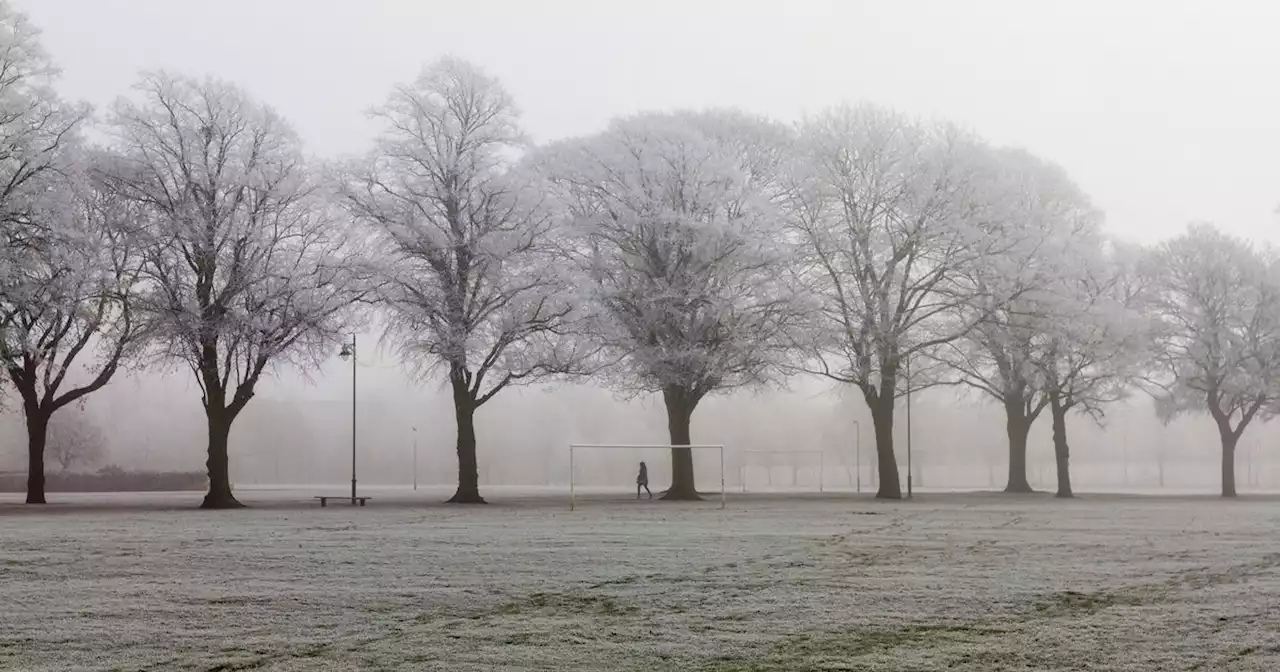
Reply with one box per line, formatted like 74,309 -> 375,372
0,3 -> 1272,507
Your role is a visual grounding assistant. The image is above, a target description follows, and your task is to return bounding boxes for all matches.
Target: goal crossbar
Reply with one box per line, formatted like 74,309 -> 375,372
742,449 -> 825,454
570,444 -> 727,449
739,450 -> 826,493
569,443 -> 725,511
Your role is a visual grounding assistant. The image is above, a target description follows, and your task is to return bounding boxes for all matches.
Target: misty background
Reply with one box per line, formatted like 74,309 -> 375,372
3,0 -> 1279,491
4,356 -> 1277,492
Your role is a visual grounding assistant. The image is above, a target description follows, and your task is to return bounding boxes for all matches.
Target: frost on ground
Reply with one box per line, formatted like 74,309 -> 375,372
2,490 -> 1280,671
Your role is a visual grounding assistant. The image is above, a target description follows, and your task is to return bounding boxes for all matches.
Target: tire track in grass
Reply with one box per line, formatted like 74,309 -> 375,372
431,518 -> 903,667
132,519 -> 1280,671
311,521 -> 884,669
697,623 -> 1011,672
693,530 -> 1280,671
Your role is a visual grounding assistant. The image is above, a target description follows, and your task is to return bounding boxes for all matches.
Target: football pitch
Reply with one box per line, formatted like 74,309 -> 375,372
1,488 -> 1278,671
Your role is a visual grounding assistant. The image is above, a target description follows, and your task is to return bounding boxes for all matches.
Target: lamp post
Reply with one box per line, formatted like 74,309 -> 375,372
412,426 -> 418,491
338,335 -> 357,502
1122,410 -> 1130,487
852,419 -> 862,493
906,356 -> 913,499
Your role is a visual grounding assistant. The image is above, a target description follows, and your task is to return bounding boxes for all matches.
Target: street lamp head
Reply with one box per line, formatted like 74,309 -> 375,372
338,343 -> 353,361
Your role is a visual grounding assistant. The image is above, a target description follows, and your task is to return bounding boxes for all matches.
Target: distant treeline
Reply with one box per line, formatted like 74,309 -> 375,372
0,466 -> 206,493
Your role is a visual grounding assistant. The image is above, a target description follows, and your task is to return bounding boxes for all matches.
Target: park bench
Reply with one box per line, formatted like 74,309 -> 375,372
314,495 -> 372,507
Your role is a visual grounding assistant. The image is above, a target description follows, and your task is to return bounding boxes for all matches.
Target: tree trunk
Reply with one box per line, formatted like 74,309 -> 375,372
661,385 -> 702,501
447,376 -> 484,504
1220,431 -> 1237,498
869,394 -> 901,499
24,412 -> 49,505
201,411 -> 243,509
1049,394 -> 1072,498
1003,400 -> 1034,494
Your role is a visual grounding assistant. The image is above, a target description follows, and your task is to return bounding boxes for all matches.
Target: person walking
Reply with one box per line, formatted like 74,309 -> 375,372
636,461 -> 652,499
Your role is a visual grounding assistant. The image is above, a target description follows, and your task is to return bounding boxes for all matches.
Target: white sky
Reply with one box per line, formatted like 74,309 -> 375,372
17,0 -> 1280,245
9,0 -> 1280,471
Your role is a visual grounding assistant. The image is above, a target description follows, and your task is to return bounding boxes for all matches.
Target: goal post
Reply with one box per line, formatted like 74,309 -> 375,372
740,450 -> 826,493
568,444 -> 726,511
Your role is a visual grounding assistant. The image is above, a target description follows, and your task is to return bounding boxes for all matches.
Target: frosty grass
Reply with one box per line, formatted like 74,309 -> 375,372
2,488 -> 1279,671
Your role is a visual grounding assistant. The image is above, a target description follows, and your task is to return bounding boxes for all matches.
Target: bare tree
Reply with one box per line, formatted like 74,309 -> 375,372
0,0 -> 90,408
935,148 -> 1101,493
337,58 -> 589,504
101,74 -> 366,508
1144,224 -> 1280,497
0,1 -> 88,258
0,157 -> 143,503
944,299 -> 1047,492
788,104 -> 1020,499
1036,240 -> 1153,497
0,6 -> 110,490
46,403 -> 106,473
540,110 -> 804,500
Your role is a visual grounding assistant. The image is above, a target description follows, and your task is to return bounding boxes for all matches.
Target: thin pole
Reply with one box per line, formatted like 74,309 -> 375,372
1122,412 -> 1129,487
412,426 -> 418,491
906,357 -> 913,499
854,420 -> 861,493
720,446 -> 726,510
569,445 -> 575,511
350,334 -> 357,503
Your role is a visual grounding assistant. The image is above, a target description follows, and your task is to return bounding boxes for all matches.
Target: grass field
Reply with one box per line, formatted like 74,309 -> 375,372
2,487 -> 1279,671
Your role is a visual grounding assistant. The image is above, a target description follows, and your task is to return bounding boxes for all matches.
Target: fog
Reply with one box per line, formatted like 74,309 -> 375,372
5,351 -> 1280,493
5,0 -> 1280,493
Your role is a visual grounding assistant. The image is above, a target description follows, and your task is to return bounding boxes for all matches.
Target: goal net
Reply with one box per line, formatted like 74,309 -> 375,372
739,450 -> 827,493
568,444 -> 725,510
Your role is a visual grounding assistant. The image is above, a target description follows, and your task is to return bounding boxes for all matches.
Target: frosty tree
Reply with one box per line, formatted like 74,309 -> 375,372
539,110 -> 804,500
1144,224 -> 1280,497
1035,240 -> 1153,497
0,157 -> 143,503
0,0 -> 85,320
337,58 -> 589,504
0,1 -> 88,252
789,104 -> 1020,499
101,74 -> 366,509
935,148 -> 1101,494
0,3 -> 110,504
942,294 -> 1048,493
47,404 -> 106,473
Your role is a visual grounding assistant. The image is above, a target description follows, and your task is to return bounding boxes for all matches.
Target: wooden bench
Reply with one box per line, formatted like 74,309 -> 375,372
314,496 -> 372,507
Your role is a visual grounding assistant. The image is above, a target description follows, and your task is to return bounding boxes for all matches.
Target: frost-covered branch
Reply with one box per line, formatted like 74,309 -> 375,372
336,58 -> 591,503
1,155 -> 144,411
1143,224 -> 1280,496
787,104 -> 1033,498
0,2 -> 108,503
100,73 -> 367,508
931,147 -> 1104,492
539,109 -> 807,499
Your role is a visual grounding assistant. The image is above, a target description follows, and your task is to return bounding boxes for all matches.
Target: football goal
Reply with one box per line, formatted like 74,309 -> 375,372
740,450 -> 827,493
568,444 -> 726,511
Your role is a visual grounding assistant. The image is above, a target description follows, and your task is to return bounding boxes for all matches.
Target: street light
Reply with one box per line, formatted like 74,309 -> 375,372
412,426 -> 418,491
852,419 -> 862,493
338,335 -> 357,502
906,356 -> 913,499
